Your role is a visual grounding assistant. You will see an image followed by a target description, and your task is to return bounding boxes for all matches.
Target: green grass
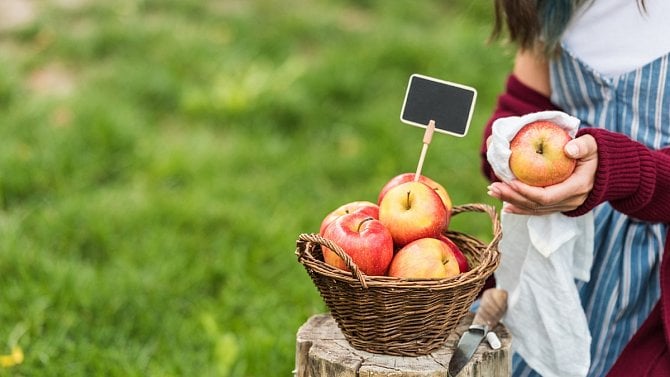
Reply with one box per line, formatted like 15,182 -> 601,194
0,1 -> 514,376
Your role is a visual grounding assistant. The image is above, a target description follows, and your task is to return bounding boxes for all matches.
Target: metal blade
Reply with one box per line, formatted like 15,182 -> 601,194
447,325 -> 488,377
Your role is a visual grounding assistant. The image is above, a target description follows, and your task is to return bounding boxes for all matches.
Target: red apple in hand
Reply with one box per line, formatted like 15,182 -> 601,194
377,173 -> 452,214
437,234 -> 469,272
509,120 -> 576,187
319,201 -> 379,235
387,237 -> 461,279
378,181 -> 448,246
322,211 -> 394,276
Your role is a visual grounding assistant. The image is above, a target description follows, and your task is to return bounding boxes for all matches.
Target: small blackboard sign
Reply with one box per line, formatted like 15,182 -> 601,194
400,74 -> 477,137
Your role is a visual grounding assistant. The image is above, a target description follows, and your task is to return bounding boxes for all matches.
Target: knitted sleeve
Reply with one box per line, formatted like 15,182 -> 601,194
565,128 -> 670,223
480,74 -> 560,182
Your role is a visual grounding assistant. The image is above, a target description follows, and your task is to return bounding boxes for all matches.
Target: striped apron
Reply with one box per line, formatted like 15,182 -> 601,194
511,47 -> 670,376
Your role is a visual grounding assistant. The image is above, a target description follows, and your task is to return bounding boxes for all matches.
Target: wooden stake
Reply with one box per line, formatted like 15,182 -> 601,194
414,120 -> 436,181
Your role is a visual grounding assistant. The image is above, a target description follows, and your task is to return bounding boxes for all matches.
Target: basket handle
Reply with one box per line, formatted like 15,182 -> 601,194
297,233 -> 369,288
450,203 -> 502,252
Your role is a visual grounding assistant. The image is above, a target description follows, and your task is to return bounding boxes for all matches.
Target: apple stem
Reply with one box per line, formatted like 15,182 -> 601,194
357,217 -> 374,232
414,120 -> 436,182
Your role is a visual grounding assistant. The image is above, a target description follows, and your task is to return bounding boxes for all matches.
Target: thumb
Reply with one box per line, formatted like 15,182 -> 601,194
564,134 -> 597,159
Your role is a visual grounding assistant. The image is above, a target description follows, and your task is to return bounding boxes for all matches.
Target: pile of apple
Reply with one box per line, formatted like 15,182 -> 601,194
318,173 -> 469,279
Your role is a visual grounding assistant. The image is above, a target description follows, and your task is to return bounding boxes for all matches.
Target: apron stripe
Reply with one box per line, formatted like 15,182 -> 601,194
655,56 -> 667,148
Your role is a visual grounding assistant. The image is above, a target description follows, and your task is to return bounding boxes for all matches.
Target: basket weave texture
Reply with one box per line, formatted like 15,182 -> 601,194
295,203 -> 501,356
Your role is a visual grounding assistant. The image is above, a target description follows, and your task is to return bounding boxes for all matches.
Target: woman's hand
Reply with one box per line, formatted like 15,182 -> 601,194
487,134 -> 598,215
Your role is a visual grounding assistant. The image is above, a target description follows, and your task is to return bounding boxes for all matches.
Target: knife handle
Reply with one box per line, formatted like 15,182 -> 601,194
473,288 -> 508,328
486,331 -> 502,350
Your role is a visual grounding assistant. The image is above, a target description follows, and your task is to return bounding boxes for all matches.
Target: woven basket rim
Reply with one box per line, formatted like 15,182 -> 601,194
296,203 -> 501,289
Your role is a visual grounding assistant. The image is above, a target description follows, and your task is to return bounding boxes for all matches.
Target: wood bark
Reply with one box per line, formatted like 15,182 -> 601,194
295,313 -> 511,377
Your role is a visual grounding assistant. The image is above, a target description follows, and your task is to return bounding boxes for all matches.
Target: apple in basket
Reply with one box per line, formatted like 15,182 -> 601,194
377,172 -> 452,218
321,211 -> 394,276
509,120 -> 576,187
437,234 -> 469,272
319,201 -> 379,235
387,237 -> 462,279
378,181 -> 448,246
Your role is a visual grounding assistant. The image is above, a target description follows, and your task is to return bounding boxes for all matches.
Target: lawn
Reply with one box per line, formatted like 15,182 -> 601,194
0,1 -> 513,376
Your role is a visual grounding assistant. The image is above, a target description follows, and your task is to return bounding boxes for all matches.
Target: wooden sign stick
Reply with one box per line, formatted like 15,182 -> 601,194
414,120 -> 436,181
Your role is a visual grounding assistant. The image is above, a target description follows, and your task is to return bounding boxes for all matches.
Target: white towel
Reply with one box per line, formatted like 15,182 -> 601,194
487,111 -> 594,377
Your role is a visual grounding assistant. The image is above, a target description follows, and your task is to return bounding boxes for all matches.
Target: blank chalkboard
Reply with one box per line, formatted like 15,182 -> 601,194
400,74 -> 477,137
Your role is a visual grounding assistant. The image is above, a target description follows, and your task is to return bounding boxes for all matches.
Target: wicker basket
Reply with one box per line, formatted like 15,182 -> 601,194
295,203 -> 501,356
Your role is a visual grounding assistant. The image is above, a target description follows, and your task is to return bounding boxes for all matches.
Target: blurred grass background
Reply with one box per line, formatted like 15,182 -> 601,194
0,0 -> 514,376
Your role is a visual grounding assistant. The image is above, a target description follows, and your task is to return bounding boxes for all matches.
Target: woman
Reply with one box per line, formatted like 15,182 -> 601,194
481,0 -> 670,375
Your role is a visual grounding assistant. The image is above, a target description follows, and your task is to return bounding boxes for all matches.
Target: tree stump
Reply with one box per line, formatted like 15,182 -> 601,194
294,313 -> 511,377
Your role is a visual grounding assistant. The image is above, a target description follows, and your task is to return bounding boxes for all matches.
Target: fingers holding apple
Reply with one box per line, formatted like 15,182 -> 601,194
488,131 -> 599,215
509,120 -> 576,187
321,211 -> 394,276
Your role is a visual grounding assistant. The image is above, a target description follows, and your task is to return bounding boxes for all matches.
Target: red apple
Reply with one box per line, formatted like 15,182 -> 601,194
377,173 -> 452,214
437,234 -> 469,272
387,237 -> 461,279
509,120 -> 576,187
322,211 -> 394,276
378,181 -> 448,246
319,201 -> 379,235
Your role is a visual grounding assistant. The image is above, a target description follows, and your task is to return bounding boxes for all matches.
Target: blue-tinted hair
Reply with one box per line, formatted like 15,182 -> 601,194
537,0 -> 584,53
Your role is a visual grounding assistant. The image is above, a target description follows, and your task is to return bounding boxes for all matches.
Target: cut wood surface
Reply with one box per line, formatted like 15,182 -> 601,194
295,313 -> 511,377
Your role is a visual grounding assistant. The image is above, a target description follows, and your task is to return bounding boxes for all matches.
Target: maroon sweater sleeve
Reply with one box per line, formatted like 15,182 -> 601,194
564,128 -> 670,223
480,74 -> 560,182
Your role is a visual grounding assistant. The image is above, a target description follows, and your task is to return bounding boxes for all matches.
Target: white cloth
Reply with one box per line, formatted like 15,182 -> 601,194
487,111 -> 594,377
